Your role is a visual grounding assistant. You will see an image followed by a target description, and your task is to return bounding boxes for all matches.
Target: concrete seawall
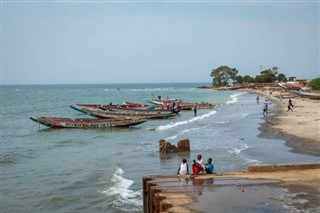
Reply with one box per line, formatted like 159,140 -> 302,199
142,162 -> 320,213
248,162 -> 320,172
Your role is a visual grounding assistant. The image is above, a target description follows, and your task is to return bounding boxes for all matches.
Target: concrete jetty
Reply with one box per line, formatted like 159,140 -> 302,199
143,162 -> 320,213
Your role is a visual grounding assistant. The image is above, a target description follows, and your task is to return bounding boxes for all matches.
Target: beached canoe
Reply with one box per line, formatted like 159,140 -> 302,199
30,117 -> 146,128
147,99 -> 214,110
75,103 -> 153,110
292,91 -> 320,100
70,105 -> 176,119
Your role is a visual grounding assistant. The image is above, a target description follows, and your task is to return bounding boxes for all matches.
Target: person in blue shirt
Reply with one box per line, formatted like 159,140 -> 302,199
205,158 -> 214,174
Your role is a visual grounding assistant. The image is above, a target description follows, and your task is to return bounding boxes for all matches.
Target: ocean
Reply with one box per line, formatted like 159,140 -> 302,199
1,83 -> 319,212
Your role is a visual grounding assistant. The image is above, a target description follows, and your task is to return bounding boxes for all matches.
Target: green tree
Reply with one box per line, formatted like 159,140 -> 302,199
260,69 -> 277,82
235,75 -> 243,84
255,74 -> 267,83
210,66 -> 238,87
308,78 -> 320,90
277,73 -> 287,82
243,75 -> 255,83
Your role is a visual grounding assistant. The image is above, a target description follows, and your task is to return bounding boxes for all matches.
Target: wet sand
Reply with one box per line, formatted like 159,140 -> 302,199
143,163 -> 320,212
242,88 -> 320,156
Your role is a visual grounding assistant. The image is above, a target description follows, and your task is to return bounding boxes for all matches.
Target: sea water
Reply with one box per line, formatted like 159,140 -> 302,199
1,83 -> 319,212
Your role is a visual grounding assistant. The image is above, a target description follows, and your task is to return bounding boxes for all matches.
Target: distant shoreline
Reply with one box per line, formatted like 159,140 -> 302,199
241,88 -> 320,157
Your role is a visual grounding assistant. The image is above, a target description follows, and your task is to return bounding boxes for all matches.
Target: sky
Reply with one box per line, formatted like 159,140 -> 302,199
1,1 -> 319,84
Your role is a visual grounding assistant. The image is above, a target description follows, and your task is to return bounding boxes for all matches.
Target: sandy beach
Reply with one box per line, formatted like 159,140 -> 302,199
242,88 -> 320,156
143,88 -> 320,213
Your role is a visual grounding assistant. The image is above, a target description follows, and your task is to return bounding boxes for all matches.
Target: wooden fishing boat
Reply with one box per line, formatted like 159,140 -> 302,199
30,117 -> 146,128
70,105 -> 176,119
75,103 -> 153,110
107,107 -> 180,116
278,82 -> 301,90
147,99 -> 214,110
292,91 -> 320,100
122,101 -> 150,108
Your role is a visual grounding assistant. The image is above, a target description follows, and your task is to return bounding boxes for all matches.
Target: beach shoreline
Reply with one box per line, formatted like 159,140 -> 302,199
143,88 -> 320,212
241,88 -> 320,157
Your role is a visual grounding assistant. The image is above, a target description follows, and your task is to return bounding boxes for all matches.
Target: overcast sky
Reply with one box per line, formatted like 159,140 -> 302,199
2,1 -> 319,85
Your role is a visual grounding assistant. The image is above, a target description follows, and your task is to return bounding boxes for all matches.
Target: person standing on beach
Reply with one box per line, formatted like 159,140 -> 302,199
263,100 -> 269,117
193,102 -> 198,116
256,96 -> 260,104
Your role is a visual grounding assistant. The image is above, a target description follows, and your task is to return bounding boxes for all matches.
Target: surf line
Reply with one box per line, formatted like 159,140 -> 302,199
101,167 -> 142,206
226,92 -> 244,105
157,110 -> 217,131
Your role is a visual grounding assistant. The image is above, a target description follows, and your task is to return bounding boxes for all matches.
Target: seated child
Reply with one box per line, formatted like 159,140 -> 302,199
192,154 -> 205,175
177,158 -> 189,175
205,158 -> 214,174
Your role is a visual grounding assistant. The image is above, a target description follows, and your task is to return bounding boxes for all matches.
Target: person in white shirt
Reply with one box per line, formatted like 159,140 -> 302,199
177,159 -> 189,175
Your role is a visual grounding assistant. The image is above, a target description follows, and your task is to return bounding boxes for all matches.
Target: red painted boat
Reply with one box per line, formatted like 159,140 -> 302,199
30,117 -> 146,128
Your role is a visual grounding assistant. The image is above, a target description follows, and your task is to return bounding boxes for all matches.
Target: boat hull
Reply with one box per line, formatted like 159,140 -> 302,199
30,117 -> 146,128
70,105 -> 175,119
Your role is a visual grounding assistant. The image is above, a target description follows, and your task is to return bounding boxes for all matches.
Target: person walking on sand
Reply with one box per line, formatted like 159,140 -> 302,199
287,98 -> 294,112
289,98 -> 294,109
263,100 -> 269,117
177,159 -> 189,175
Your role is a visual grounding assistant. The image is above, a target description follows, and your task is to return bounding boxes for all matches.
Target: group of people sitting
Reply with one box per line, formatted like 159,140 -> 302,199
177,154 -> 214,176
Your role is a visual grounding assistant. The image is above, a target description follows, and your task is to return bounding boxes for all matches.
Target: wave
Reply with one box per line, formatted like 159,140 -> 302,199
228,143 -> 261,164
226,92 -> 244,105
101,167 -> 142,210
157,110 -> 217,131
165,126 -> 204,141
130,87 -> 174,92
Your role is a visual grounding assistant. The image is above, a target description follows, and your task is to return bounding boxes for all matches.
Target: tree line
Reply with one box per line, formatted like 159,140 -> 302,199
210,65 -> 288,88
210,65 -> 320,90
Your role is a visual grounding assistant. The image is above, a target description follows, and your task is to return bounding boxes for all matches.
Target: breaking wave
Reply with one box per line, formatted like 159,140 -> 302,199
101,167 -> 142,211
157,110 -> 217,131
165,126 -> 204,141
226,93 -> 243,105
228,143 -> 261,164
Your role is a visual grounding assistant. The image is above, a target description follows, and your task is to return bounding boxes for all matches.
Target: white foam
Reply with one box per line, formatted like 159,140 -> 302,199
165,127 -> 203,141
101,167 -> 142,207
228,143 -> 261,164
165,135 -> 178,140
129,87 -> 174,92
226,92 -> 243,105
229,143 -> 249,155
157,110 -> 217,131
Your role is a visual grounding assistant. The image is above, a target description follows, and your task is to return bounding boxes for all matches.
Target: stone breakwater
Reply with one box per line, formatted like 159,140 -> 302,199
159,139 -> 190,154
143,162 -> 320,213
